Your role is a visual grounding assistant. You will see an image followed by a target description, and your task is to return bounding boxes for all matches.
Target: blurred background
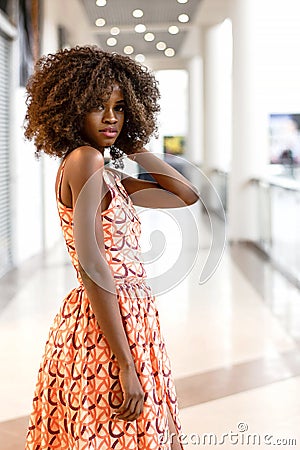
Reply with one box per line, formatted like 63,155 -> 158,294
1,1 -> 300,448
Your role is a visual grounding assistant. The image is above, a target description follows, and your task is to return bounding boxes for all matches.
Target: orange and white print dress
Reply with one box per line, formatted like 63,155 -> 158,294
25,161 -> 183,449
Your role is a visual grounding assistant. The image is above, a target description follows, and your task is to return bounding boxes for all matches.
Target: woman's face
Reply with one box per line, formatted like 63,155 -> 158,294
82,84 -> 125,152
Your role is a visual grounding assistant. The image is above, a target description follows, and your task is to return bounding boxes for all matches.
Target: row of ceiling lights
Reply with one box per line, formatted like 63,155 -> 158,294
94,0 -> 190,60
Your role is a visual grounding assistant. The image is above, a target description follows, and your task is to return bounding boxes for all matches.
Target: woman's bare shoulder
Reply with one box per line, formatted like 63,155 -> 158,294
64,146 -> 105,193
65,146 -> 104,169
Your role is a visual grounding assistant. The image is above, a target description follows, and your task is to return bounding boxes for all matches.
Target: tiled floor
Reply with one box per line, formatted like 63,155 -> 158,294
1,206 -> 299,449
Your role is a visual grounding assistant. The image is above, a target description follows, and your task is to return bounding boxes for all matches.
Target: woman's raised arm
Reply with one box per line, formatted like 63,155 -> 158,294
118,148 -> 199,209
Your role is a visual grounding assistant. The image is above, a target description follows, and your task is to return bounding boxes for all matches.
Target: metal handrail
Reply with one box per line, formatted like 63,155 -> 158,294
250,176 -> 300,193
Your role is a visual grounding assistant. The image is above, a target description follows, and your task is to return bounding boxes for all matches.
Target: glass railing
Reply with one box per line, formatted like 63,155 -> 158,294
204,165 -> 300,286
201,169 -> 228,219
251,174 -> 300,286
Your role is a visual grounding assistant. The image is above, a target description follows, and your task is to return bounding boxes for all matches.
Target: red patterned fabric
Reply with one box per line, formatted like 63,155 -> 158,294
25,163 -> 182,449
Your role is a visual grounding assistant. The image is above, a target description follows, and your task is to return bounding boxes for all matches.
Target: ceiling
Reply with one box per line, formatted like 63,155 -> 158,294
80,0 -> 203,62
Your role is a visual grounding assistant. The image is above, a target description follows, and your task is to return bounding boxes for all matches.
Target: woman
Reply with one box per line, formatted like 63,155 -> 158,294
24,45 -> 198,450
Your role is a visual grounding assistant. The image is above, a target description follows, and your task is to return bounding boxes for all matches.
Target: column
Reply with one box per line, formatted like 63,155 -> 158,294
228,0 -> 269,241
203,20 -> 232,174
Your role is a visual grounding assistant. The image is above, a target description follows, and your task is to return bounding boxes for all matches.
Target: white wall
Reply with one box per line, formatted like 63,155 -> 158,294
203,20 -> 232,172
12,88 -> 44,264
150,70 -> 188,156
250,0 -> 300,116
187,55 -> 203,166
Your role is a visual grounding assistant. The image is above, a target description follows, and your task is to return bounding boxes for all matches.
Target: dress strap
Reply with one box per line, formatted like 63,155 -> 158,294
103,169 -> 119,200
104,169 -> 130,201
56,158 -> 68,203
56,161 -> 121,208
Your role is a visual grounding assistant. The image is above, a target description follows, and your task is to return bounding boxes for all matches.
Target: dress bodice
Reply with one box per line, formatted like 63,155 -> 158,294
56,163 -> 146,285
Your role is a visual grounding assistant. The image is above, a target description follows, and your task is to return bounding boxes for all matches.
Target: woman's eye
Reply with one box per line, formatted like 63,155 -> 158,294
115,105 -> 125,112
97,105 -> 104,111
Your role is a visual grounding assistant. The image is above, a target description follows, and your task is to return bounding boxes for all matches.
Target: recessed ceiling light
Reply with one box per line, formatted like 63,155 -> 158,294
168,25 -> 179,35
107,37 -> 117,46
132,9 -> 144,18
165,48 -> 175,57
178,13 -> 189,23
110,27 -> 120,35
95,17 -> 106,27
124,45 -> 134,55
156,41 -> 167,51
144,32 -> 155,42
135,24 -> 146,33
96,0 -> 106,6
135,54 -> 145,63
177,0 -> 188,3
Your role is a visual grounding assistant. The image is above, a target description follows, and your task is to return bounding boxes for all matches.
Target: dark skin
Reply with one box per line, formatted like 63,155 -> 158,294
55,84 -> 196,445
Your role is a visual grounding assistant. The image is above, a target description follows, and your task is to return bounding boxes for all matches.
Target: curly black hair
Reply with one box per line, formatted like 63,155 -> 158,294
24,45 -> 160,158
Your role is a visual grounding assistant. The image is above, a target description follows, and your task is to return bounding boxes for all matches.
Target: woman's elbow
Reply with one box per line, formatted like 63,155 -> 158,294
181,187 -> 199,206
78,262 -> 115,292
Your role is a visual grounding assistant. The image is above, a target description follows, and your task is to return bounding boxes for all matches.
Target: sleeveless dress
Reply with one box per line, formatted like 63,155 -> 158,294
25,160 -> 183,450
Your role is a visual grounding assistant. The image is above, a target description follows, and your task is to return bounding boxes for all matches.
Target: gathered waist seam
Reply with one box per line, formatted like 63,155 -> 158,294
75,277 -> 149,290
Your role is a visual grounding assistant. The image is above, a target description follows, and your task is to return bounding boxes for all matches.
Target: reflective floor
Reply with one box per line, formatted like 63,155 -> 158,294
1,205 -> 300,449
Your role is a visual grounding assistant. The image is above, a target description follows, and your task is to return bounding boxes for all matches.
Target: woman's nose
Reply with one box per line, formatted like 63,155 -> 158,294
103,108 -> 117,123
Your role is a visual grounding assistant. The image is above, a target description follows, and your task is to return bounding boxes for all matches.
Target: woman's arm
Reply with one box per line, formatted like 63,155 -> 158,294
66,146 -> 144,422
118,148 -> 199,208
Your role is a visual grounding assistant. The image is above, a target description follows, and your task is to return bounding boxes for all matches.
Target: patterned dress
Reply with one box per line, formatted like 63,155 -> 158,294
25,160 -> 183,449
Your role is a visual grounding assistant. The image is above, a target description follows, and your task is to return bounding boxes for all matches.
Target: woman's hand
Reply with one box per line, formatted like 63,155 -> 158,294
115,364 -> 145,421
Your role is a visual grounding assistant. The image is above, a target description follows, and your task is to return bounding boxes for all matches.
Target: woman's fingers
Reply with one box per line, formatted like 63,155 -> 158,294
117,403 -> 141,421
115,396 -> 131,418
115,394 -> 144,421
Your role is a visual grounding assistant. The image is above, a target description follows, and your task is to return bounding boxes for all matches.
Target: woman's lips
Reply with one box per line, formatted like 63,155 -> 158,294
99,127 -> 118,138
